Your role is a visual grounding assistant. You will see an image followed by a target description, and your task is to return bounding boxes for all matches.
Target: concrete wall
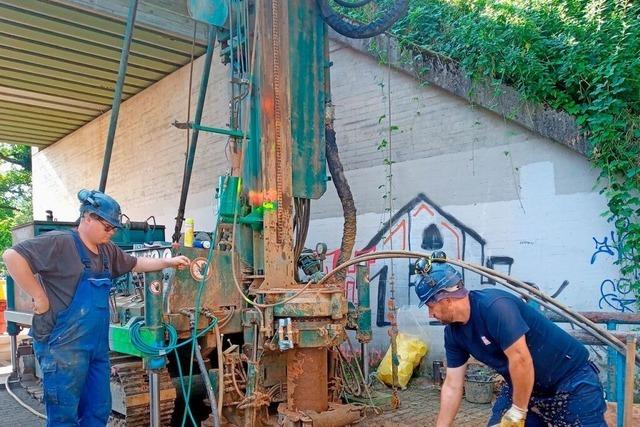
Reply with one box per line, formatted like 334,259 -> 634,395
31,51 -> 230,229
32,39 -> 632,364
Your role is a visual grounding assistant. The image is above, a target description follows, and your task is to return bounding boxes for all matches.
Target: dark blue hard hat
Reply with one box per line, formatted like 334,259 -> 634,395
415,262 -> 464,307
78,189 -> 123,229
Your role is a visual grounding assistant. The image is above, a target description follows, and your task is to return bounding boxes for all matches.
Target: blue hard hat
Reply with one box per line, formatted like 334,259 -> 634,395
78,189 -> 123,229
415,262 -> 463,307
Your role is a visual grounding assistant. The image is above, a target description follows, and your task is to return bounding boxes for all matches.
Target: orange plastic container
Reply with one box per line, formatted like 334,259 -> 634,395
0,299 -> 6,334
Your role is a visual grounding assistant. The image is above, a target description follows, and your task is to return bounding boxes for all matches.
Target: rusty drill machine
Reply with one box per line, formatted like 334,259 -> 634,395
5,1 -> 408,425
141,1 -> 407,425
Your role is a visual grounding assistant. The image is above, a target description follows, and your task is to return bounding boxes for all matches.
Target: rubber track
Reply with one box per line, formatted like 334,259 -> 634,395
108,356 -> 176,426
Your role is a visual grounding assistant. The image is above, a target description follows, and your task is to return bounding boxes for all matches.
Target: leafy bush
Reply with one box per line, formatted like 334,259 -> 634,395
341,0 -> 640,300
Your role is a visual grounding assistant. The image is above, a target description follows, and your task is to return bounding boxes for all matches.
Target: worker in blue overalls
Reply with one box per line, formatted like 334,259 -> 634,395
415,256 -> 606,427
3,189 -> 190,426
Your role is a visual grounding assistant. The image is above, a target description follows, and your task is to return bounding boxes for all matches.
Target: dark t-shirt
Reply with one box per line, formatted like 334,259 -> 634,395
444,289 -> 589,394
12,230 -> 137,341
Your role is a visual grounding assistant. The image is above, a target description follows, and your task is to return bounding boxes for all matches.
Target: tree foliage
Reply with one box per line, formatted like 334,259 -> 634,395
343,0 -> 640,299
0,144 -> 33,252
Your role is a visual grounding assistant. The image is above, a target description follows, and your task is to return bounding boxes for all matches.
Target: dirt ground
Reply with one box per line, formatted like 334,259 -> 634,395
360,377 -> 491,426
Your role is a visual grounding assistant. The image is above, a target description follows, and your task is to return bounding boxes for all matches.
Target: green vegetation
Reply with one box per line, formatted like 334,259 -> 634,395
343,0 -> 640,299
0,144 -> 32,254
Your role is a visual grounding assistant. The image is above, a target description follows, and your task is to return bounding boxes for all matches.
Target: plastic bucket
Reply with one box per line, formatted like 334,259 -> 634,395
464,377 -> 494,404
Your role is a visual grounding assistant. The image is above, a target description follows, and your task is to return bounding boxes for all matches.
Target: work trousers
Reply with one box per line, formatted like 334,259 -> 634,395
488,361 -> 607,426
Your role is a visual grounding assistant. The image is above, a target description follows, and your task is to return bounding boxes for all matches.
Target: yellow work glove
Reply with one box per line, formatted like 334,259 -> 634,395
499,404 -> 527,427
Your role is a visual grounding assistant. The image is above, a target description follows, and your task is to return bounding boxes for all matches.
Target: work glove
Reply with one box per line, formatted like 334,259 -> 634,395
500,404 -> 527,427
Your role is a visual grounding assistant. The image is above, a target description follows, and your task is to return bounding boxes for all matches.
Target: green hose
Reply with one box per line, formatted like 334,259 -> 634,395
129,317 -> 218,355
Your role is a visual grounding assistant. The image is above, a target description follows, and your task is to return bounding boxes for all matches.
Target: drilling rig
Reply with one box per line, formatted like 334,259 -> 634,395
5,1 -> 408,426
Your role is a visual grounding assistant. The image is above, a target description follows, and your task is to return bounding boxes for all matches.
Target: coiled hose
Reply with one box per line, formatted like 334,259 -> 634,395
316,0 -> 408,39
129,317 -> 218,355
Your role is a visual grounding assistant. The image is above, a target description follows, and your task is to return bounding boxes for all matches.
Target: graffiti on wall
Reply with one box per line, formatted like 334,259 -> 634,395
325,193 -> 483,326
591,219 -> 638,312
324,193 -> 571,328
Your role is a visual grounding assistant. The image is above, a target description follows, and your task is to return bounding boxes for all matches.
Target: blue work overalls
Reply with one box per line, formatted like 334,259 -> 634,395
32,231 -> 113,426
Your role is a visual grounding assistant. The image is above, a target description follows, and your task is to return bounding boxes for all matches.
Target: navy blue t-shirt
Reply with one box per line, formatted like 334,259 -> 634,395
445,289 -> 588,394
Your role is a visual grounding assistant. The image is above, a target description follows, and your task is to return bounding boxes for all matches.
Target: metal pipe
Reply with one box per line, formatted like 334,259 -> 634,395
215,326 -> 224,419
144,272 -> 163,328
361,342 -> 369,379
546,312 -> 640,324
252,323 -> 259,361
319,250 -> 639,364
357,254 -> 615,349
455,263 -> 633,363
616,353 -> 624,427
144,271 -> 165,427
567,330 -> 639,346
244,324 -> 259,427
624,335 -> 636,427
9,335 -> 17,376
462,260 -> 638,364
189,123 -> 245,139
149,371 -> 161,427
195,344 -> 220,427
608,321 -> 617,401
6,275 -> 20,374
356,263 -> 372,344
99,0 -> 138,192
172,26 -> 218,243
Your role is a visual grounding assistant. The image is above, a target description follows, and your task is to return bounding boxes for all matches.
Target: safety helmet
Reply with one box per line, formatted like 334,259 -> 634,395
78,189 -> 123,229
415,261 -> 464,307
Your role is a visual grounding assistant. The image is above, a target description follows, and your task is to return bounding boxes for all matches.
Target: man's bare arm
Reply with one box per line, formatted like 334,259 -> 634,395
133,255 -> 190,273
503,335 -> 534,409
2,249 -> 49,313
436,364 -> 467,427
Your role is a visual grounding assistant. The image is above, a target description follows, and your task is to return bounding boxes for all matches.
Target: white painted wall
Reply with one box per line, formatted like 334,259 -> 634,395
31,39 -> 633,367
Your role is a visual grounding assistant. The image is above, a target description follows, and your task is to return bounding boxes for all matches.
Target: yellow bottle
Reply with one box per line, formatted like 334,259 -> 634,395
184,218 -> 194,247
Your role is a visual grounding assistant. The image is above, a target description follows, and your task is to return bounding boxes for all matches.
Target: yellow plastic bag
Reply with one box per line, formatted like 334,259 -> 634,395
377,333 -> 428,389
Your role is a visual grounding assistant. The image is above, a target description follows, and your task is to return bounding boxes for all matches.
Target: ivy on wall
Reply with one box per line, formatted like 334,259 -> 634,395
342,0 -> 640,300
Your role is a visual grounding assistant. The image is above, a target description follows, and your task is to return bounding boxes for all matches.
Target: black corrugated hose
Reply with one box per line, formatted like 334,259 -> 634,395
326,126 -> 357,281
316,0 -> 408,39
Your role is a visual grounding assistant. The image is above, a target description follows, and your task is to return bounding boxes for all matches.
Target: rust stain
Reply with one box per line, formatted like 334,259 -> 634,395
287,348 -> 328,412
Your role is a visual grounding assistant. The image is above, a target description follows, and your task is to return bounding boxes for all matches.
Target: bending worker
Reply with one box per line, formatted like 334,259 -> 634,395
3,189 -> 191,426
415,256 -> 606,427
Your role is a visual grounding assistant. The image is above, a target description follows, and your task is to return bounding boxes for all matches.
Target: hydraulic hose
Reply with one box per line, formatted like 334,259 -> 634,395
4,375 -> 46,419
333,0 -> 374,8
326,125 -> 357,281
195,344 -> 220,427
129,317 -> 218,355
316,250 -> 640,366
324,26 -> 356,282
316,0 -> 408,39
